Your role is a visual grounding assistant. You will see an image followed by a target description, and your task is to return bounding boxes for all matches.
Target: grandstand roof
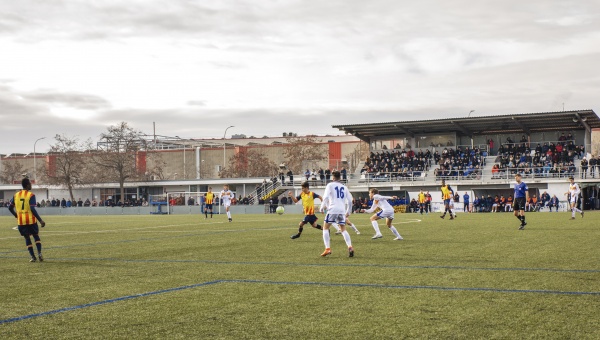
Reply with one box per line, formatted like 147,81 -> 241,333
332,110 -> 600,141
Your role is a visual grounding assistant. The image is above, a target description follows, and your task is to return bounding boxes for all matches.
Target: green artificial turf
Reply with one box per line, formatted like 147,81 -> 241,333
1,211 -> 598,339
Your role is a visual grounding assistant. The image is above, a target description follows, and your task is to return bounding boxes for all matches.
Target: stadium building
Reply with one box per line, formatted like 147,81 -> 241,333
1,110 -> 599,216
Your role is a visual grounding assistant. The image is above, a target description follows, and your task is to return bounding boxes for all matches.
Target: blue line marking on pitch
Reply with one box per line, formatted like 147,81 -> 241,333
0,280 -> 221,325
2,255 -> 598,274
1,279 -> 598,325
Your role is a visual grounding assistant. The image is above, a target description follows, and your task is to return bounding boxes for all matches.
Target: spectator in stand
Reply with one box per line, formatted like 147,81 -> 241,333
540,191 -> 551,209
287,169 -> 294,184
463,192 -> 470,213
559,133 -> 567,144
499,195 -> 507,211
589,156 -> 597,178
527,195 -> 538,212
581,157 -> 588,179
318,168 -> 325,185
491,195 -> 499,213
486,195 -> 494,212
407,198 -> 416,213
472,196 -> 480,213
279,169 -> 285,184
505,195 -> 513,212
548,194 -> 560,212
340,167 -> 347,182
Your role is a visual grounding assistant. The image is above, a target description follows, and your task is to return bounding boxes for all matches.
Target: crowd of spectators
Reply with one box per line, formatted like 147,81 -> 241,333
461,191 -> 563,212
301,167 -> 348,185
492,134 -> 585,179
0,197 -> 151,208
361,149 -> 432,181
434,147 -> 486,180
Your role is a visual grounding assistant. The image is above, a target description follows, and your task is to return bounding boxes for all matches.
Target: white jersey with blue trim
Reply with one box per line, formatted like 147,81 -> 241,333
366,194 -> 395,213
569,183 -> 580,197
220,190 -> 233,204
320,181 -> 353,215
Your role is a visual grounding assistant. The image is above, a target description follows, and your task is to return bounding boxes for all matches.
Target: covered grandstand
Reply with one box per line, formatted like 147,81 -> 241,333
332,110 -> 600,210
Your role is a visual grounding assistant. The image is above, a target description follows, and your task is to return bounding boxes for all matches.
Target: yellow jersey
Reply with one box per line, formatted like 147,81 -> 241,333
205,192 -> 214,204
13,190 -> 37,226
297,191 -> 321,215
441,185 -> 452,200
418,193 -> 426,203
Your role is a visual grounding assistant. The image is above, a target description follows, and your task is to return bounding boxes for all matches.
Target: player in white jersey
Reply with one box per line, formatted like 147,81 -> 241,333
220,184 -> 234,222
319,171 -> 354,257
565,176 -> 584,220
364,188 -> 404,240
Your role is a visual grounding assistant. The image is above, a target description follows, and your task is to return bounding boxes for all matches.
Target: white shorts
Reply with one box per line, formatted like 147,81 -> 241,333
570,196 -> 577,204
376,210 -> 394,220
325,214 -> 346,225
223,202 -> 231,208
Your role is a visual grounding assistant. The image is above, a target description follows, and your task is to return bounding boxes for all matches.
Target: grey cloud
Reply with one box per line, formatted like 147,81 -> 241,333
187,100 -> 206,107
21,90 -> 111,110
3,1 -> 600,53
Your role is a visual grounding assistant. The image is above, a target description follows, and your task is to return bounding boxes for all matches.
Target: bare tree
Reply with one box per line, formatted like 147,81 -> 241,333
344,141 -> 370,173
282,136 -> 328,174
0,159 -> 27,184
220,149 -> 278,178
41,134 -> 91,201
91,122 -> 147,204
145,152 -> 168,180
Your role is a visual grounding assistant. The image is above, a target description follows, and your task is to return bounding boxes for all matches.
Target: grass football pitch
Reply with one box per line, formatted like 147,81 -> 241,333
1,211 -> 599,339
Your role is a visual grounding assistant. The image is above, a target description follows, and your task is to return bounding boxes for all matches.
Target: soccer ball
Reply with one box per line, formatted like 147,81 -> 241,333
276,206 -> 285,215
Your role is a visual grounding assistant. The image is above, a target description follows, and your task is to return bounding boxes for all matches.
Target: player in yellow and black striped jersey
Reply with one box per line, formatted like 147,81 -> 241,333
288,182 -> 323,239
8,178 -> 46,262
204,187 -> 215,218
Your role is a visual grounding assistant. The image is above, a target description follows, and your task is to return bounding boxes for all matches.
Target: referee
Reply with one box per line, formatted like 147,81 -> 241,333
513,173 -> 529,230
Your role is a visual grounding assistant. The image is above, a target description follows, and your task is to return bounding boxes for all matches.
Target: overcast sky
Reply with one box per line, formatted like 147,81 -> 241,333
2,0 -> 600,154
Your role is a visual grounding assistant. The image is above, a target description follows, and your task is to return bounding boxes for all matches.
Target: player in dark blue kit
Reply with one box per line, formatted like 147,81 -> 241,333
513,173 -> 529,230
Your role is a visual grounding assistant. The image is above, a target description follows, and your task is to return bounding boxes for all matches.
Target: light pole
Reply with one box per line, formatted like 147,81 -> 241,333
33,137 -> 46,184
468,110 -> 475,117
223,126 -> 234,171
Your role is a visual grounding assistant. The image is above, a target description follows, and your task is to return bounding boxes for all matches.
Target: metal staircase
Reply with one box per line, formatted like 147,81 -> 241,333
247,180 -> 286,205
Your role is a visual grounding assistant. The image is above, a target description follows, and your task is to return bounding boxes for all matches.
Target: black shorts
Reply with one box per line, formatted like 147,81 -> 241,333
513,198 -> 526,211
18,224 -> 39,236
302,215 -> 318,225
205,204 -> 213,210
